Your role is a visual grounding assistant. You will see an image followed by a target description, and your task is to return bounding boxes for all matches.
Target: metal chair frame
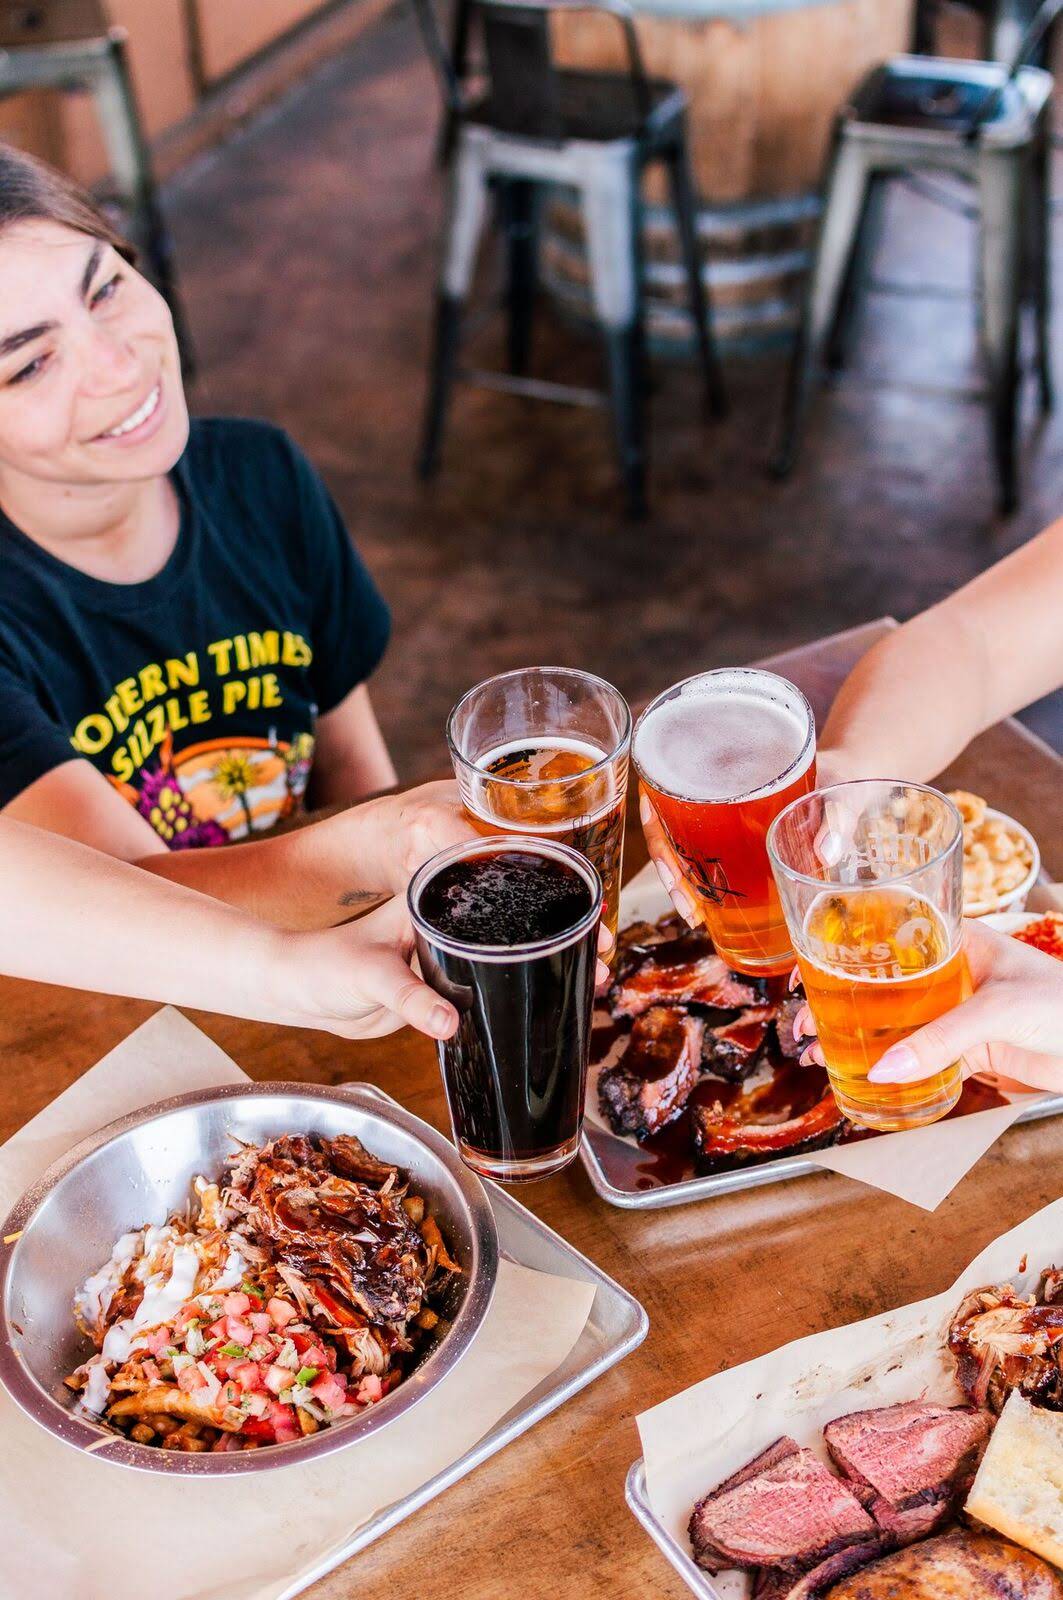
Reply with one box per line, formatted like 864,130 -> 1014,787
772,2 -> 1062,514
0,11 -> 195,374
411,0 -> 727,516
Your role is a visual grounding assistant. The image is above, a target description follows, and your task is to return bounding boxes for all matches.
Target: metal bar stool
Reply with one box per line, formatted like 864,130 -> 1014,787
411,0 -> 727,517
771,38 -> 1056,514
0,0 -> 195,374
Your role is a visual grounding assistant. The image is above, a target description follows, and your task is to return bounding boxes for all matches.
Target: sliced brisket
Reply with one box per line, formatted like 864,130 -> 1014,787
824,1400 -> 991,1544
597,1007 -> 704,1139
688,1436 -> 875,1574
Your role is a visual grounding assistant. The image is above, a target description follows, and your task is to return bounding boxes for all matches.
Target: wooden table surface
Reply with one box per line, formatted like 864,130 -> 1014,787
3,619 -> 1062,1600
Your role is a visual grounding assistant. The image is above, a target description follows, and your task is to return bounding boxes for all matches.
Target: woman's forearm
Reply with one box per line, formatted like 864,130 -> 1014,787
137,808 -> 381,930
820,607 -> 991,781
822,518 -> 1063,781
0,817 -> 280,1014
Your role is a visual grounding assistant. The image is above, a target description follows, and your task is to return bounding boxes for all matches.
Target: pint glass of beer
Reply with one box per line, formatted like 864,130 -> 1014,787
447,667 -> 630,946
632,669 -> 816,974
767,781 -> 968,1132
409,836 -> 603,1182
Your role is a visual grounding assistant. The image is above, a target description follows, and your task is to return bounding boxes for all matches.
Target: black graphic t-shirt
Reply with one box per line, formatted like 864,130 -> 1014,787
0,418 -> 390,846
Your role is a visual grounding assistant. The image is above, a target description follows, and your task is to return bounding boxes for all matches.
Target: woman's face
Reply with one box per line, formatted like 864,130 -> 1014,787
0,219 -> 189,491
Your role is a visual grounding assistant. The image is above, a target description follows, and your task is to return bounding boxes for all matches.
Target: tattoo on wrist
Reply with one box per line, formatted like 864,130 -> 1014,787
338,889 -> 380,907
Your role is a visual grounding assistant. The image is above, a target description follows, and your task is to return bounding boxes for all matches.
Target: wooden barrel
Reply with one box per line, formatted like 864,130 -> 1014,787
542,0 -> 913,353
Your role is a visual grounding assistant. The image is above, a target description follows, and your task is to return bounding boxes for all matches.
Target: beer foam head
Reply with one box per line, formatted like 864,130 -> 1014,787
634,671 -> 813,802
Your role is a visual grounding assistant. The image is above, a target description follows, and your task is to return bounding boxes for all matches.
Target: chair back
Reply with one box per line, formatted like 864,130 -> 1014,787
410,0 -> 650,141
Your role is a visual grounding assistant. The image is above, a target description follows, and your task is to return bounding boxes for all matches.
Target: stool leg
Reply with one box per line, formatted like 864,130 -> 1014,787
662,134 -> 727,418
978,148 -> 1026,514
500,178 -> 540,377
1032,121 -> 1054,415
827,173 -> 885,371
582,152 -> 647,517
93,37 -> 196,378
418,140 -> 489,478
437,0 -> 472,166
771,135 -> 872,478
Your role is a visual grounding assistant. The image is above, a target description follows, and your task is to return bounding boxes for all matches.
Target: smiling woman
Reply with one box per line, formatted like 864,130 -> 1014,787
0,143 -> 474,931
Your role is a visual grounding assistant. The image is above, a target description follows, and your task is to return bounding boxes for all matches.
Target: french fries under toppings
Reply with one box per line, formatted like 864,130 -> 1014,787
67,1133 -> 460,1453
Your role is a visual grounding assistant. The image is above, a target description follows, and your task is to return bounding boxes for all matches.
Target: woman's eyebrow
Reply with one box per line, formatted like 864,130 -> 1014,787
80,241 -> 104,299
0,322 -> 54,360
0,243 -> 107,361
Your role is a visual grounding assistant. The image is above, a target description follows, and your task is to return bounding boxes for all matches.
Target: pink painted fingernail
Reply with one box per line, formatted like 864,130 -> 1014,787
792,1006 -> 811,1042
787,965 -> 801,992
639,793 -> 653,825
868,1044 -> 924,1083
799,1046 -> 815,1067
655,858 -> 675,893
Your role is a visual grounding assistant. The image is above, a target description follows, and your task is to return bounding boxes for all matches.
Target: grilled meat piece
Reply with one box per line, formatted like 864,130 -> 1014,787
689,1436 -> 875,1574
824,1401 -> 991,1543
230,1134 -> 438,1327
820,1528 -> 1063,1598
616,914 -> 687,955
949,1283 -> 1063,1413
776,993 -> 809,1061
702,1005 -> 777,1081
752,1542 -> 893,1600
609,930 -> 762,1020
598,1006 -> 705,1139
692,1081 -> 845,1174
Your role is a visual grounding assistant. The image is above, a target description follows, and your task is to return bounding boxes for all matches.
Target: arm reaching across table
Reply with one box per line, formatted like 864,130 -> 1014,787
819,518 -> 1063,784
0,816 -> 459,1040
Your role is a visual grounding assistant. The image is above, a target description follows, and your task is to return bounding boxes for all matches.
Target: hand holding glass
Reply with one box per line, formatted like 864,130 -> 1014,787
767,780 -> 969,1131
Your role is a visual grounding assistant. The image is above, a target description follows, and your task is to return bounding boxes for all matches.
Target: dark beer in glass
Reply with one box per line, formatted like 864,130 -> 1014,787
409,837 -> 602,1182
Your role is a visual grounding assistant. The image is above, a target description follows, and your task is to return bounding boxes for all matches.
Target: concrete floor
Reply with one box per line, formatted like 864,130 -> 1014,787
167,7 -> 1063,782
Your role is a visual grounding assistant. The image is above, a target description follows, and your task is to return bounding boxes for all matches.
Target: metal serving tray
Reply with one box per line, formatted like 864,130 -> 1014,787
581,1092 -> 1063,1211
280,1085 -> 649,1599
626,1457 -> 720,1600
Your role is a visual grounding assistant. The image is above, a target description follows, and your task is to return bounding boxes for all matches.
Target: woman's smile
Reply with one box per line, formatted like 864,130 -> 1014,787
89,380 -> 165,449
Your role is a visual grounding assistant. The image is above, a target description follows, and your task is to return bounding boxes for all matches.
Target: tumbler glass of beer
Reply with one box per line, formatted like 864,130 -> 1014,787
632,669 -> 816,975
409,836 -> 603,1182
767,780 -> 968,1132
447,667 -> 630,947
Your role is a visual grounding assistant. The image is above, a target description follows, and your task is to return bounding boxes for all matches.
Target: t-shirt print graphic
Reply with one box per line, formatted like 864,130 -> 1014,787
111,729 -> 315,847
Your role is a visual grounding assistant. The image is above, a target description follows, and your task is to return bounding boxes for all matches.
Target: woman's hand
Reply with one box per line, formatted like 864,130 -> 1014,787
346,779 -> 478,896
639,785 -> 703,927
272,894 -> 460,1041
792,922 -> 1063,1094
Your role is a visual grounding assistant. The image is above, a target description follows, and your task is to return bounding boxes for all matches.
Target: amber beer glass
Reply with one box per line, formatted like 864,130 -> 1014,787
768,781 -> 968,1132
447,667 -> 630,946
632,669 -> 816,974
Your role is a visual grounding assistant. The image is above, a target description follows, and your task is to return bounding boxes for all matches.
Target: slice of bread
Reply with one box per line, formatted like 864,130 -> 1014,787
966,1391 -> 1063,1570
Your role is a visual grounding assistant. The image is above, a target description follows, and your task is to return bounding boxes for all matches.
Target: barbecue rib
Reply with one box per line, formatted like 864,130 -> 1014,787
823,1401 -> 991,1542
777,993 -> 809,1061
692,1083 -> 845,1174
820,1528 -> 1063,1598
688,1437 -> 875,1574
597,1007 -> 705,1139
609,931 -> 761,1020
702,1005 -> 777,1081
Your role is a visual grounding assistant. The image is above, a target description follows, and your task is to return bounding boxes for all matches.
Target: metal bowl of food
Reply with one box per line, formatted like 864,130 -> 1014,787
0,1082 -> 498,1474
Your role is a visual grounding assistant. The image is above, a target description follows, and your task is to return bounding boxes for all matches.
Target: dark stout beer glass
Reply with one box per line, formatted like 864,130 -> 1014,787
409,837 -> 602,1182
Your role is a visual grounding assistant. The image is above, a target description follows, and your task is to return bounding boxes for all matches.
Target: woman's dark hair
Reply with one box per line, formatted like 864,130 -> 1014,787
0,140 -> 134,261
